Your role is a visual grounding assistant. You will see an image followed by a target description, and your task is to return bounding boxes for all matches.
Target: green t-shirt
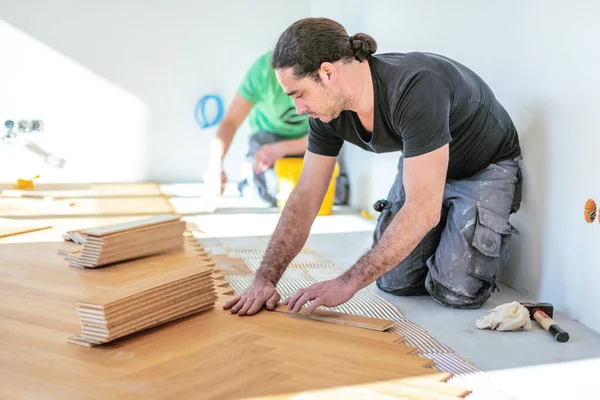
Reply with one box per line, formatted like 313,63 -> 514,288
237,52 -> 309,139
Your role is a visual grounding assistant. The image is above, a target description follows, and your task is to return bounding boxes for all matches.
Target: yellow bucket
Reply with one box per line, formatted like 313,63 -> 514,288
274,157 -> 339,216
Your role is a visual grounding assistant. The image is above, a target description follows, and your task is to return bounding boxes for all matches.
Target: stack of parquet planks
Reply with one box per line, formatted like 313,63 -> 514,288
69,265 -> 217,347
62,214 -> 186,268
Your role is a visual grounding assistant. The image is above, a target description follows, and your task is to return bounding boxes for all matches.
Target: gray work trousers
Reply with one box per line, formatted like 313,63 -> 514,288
373,154 -> 523,309
243,131 -> 303,207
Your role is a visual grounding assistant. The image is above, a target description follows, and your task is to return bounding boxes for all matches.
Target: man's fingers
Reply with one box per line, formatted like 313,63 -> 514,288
292,292 -> 316,313
253,155 -> 261,173
230,297 -> 247,314
254,159 -> 268,174
238,297 -> 254,316
287,288 -> 307,311
232,297 -> 250,314
306,297 -> 324,314
246,298 -> 265,316
223,295 -> 241,310
266,291 -> 281,310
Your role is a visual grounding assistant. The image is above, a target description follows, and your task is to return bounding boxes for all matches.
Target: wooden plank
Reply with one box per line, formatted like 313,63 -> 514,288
81,230 -> 185,255
69,302 -> 213,348
211,270 -> 226,280
0,220 -> 52,239
62,217 -> 183,246
219,304 -> 405,345
82,214 -> 180,237
79,289 -> 217,328
78,303 -> 215,345
245,375 -> 469,399
215,286 -> 235,296
79,266 -> 212,308
273,304 -> 394,331
398,379 -> 470,397
77,278 -> 213,317
63,217 -> 187,268
75,237 -> 185,267
78,287 -> 215,326
357,381 -> 464,399
0,196 -> 176,218
81,294 -> 217,337
80,294 -> 217,336
85,219 -> 185,242
80,235 -> 184,258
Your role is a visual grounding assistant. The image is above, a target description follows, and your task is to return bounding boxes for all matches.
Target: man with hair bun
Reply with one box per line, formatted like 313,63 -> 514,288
224,17 -> 523,316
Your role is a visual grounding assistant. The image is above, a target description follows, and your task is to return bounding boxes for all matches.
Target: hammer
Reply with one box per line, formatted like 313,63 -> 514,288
521,302 -> 569,342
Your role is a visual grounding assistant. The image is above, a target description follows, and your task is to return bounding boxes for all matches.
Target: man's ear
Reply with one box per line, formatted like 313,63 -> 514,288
319,62 -> 336,83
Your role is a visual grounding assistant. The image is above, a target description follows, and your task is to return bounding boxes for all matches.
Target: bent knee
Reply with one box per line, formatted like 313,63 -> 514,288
425,276 -> 491,309
431,292 -> 489,310
376,280 -> 429,297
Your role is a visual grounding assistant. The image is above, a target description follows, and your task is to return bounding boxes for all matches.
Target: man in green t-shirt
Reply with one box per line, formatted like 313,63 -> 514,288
204,51 -> 309,206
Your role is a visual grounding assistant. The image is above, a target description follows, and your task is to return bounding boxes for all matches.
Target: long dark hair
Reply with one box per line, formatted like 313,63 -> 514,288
272,18 -> 377,80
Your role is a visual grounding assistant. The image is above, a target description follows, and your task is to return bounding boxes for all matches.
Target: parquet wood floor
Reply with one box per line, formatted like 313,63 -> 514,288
0,224 -> 469,399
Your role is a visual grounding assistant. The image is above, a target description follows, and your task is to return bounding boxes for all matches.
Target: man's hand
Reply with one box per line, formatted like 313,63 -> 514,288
223,279 -> 281,316
284,277 -> 358,314
203,167 -> 227,197
254,143 -> 285,174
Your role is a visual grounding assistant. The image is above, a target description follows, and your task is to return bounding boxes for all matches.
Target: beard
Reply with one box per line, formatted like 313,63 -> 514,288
311,88 -> 349,123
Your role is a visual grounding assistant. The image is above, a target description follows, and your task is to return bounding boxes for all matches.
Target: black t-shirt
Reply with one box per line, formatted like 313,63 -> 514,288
308,52 -> 521,180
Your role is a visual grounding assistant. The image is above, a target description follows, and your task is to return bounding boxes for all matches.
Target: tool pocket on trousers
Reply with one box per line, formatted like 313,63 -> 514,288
472,205 -> 518,257
469,205 -> 520,283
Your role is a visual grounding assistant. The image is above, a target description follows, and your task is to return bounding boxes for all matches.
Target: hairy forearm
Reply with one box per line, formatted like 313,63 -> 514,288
255,189 -> 314,285
340,202 -> 439,291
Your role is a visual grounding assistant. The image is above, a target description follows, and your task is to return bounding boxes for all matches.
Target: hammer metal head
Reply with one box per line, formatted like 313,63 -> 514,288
520,302 -> 553,319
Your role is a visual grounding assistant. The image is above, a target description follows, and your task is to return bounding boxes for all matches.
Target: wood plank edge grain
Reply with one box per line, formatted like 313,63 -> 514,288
81,214 -> 181,237
67,335 -> 99,347
272,304 -> 394,332
0,225 -> 53,239
78,266 -> 213,307
77,303 -> 215,345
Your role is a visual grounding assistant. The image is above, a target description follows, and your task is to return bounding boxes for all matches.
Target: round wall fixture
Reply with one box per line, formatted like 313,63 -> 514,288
584,199 -> 597,223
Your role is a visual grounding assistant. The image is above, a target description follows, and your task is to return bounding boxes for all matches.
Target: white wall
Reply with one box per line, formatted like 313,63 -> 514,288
0,0 -> 311,183
314,1 -> 600,332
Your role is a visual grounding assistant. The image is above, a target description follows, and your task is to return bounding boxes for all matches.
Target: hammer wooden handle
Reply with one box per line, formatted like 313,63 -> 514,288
533,310 -> 570,342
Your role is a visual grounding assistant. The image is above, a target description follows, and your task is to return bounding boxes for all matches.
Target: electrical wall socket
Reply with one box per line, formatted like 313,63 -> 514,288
31,120 -> 44,132
3,119 -> 44,133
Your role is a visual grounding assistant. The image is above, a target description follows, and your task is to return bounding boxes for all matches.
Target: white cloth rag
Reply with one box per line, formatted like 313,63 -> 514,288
476,301 -> 532,331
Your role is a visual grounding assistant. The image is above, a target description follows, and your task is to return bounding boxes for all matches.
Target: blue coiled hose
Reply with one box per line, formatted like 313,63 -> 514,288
195,94 -> 224,129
